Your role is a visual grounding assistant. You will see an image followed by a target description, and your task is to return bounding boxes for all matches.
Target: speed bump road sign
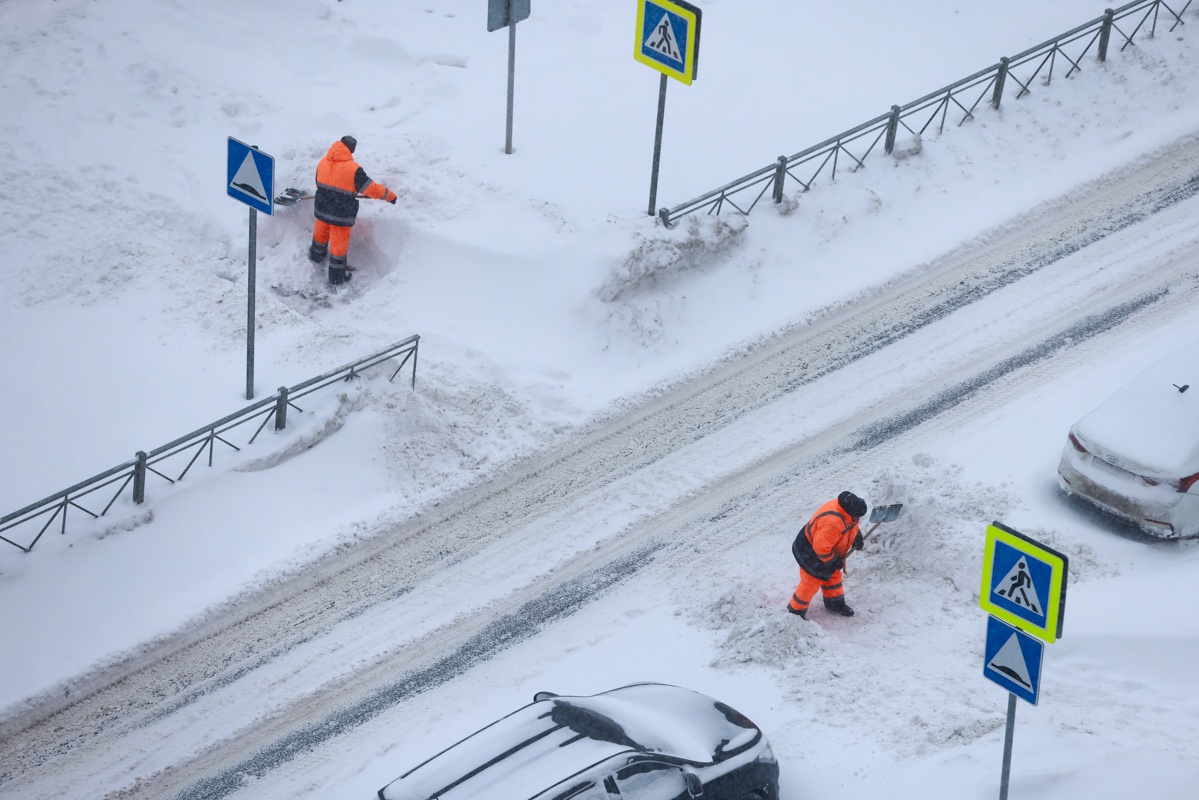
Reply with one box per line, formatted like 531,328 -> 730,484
983,615 -> 1045,706
227,137 -> 274,216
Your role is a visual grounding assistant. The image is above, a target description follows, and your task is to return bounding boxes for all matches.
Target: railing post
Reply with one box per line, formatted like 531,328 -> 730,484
992,57 -> 1010,109
1098,9 -> 1114,62
274,386 -> 289,432
133,450 -> 147,505
771,156 -> 788,204
884,105 -> 902,154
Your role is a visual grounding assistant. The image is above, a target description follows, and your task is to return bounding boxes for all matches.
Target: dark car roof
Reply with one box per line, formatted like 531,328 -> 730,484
379,683 -> 761,800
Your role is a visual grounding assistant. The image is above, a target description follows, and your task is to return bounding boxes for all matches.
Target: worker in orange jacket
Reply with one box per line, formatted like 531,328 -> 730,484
787,491 -> 867,619
308,135 -> 397,285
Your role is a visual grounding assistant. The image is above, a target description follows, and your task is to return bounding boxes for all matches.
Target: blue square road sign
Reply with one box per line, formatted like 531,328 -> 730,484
227,137 -> 274,216
983,615 -> 1044,706
980,522 -> 1067,642
634,0 -> 702,85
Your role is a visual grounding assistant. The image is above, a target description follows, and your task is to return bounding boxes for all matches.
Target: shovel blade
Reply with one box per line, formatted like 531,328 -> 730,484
869,503 -> 903,523
274,187 -> 306,206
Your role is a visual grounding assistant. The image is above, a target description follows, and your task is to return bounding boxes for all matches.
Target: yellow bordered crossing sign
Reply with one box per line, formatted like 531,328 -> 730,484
634,0 -> 701,85
980,522 -> 1068,642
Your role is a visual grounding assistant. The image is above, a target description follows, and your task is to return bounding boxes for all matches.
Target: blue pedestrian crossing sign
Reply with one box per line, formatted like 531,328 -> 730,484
980,522 -> 1068,642
634,0 -> 701,85
227,137 -> 274,216
984,615 -> 1045,706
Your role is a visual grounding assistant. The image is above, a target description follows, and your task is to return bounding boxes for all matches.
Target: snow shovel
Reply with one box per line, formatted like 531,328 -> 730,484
862,502 -> 903,542
274,187 -> 372,206
843,503 -> 903,573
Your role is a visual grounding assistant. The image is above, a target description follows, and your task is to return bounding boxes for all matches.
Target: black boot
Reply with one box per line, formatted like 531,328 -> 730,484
786,604 -> 806,619
309,239 -> 328,263
824,597 -> 855,617
328,255 -> 352,286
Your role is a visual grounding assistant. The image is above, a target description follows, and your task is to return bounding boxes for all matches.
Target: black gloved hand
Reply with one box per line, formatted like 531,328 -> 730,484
852,532 -> 864,551
387,195 -> 397,204
827,554 -> 845,573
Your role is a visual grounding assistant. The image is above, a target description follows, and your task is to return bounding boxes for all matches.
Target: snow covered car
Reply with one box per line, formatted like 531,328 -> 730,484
1057,348 -> 1199,538
376,682 -> 779,800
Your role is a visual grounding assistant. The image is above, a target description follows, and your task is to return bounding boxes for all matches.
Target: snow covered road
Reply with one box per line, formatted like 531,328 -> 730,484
4,136 -> 1199,800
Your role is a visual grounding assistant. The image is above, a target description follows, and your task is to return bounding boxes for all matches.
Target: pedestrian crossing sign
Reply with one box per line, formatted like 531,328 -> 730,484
634,0 -> 701,85
980,522 -> 1068,642
983,615 -> 1045,705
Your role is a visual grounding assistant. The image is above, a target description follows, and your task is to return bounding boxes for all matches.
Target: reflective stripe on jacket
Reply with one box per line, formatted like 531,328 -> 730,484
312,140 -> 396,227
791,497 -> 861,580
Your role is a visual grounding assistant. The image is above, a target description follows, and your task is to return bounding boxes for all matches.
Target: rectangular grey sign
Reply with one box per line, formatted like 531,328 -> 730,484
488,0 -> 530,32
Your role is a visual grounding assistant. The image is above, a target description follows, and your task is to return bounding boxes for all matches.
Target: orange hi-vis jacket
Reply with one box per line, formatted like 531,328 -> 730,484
791,497 -> 861,580
313,140 -> 396,227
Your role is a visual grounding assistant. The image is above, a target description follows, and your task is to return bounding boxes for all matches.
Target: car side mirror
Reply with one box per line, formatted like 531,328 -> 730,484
683,771 -> 704,797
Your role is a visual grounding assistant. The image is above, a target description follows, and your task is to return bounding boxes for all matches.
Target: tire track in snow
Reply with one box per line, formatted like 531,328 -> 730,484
172,545 -> 661,800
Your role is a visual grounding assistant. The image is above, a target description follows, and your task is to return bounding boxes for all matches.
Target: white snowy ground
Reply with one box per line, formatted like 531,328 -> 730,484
2,1 -> 1199,798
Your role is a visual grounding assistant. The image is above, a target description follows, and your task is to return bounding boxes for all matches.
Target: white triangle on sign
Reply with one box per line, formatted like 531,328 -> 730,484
988,633 -> 1032,688
230,152 -> 268,201
644,12 -> 683,64
993,557 -> 1042,615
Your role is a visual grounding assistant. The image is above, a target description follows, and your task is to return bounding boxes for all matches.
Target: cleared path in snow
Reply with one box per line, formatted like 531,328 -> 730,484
2,135 -> 1199,800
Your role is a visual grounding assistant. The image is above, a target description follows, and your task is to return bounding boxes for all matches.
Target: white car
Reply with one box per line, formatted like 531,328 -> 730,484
376,683 -> 779,800
1057,347 -> 1199,538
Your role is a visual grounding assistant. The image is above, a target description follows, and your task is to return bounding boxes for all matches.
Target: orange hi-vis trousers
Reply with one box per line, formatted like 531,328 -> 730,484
788,566 -> 846,615
312,219 -> 352,259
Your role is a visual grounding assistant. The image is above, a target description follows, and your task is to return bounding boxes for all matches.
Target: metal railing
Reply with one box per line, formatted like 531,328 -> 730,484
0,335 -> 420,553
659,0 -> 1193,226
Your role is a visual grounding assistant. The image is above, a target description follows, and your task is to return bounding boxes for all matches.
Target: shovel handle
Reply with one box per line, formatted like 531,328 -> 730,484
842,520 -> 885,574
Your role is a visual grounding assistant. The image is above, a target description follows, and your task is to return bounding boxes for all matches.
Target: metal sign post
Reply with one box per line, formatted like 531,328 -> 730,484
226,137 -> 274,400
979,522 -> 1066,800
634,0 -> 701,218
488,0 -> 531,155
999,693 -> 1017,800
246,208 -> 257,400
648,73 -> 668,217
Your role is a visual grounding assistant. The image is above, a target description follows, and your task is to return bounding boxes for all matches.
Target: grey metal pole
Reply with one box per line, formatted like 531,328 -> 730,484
246,208 -> 257,400
771,156 -> 787,204
133,450 -> 147,505
505,1 -> 516,154
884,104 -> 902,154
999,693 -> 1017,800
274,386 -> 289,432
1098,9 -> 1114,62
647,72 -> 668,217
992,57 -> 1010,110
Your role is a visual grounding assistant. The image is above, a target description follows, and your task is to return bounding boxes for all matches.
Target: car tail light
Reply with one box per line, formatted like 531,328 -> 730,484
1067,433 -> 1088,454
1178,472 -> 1199,493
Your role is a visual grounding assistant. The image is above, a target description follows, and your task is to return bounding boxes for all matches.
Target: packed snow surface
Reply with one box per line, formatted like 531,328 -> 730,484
2,1 -> 1199,799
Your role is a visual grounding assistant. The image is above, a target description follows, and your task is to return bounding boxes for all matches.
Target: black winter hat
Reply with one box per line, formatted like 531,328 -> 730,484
838,491 -> 867,519
340,135 -> 357,154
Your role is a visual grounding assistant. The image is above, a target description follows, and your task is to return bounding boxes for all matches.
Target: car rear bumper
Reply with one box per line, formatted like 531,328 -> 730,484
1057,447 -> 1198,538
